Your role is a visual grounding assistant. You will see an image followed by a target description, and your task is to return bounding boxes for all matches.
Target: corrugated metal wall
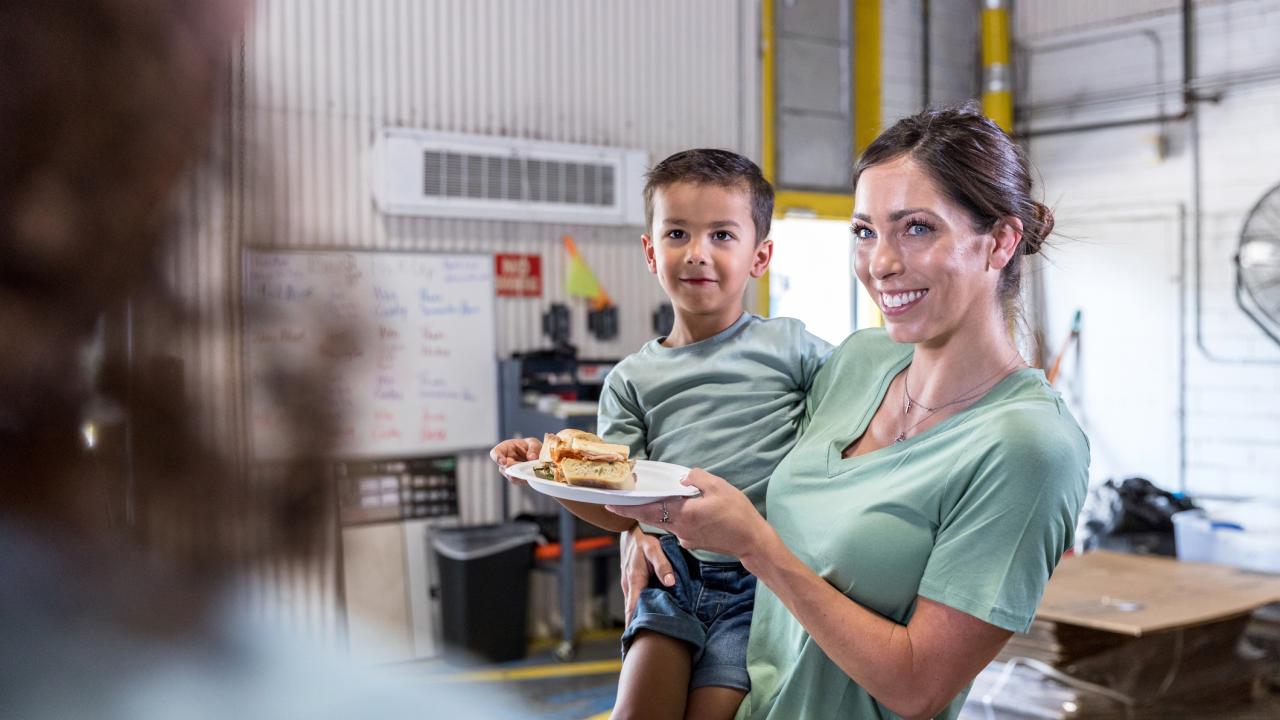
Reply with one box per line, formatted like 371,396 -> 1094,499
170,0 -> 761,641
881,0 -> 980,127
236,0 -> 759,364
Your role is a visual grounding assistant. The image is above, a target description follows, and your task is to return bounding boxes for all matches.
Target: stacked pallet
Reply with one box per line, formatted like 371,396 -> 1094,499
960,552 -> 1280,719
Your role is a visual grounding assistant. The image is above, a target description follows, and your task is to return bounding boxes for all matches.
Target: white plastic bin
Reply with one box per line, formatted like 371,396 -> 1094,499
1171,509 -> 1214,563
1173,504 -> 1280,574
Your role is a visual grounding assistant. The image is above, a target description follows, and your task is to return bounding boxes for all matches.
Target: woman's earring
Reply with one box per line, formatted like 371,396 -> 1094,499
985,257 -> 991,272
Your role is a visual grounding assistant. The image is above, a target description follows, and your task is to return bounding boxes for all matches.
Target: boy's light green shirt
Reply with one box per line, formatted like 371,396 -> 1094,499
737,328 -> 1089,720
597,312 -> 832,562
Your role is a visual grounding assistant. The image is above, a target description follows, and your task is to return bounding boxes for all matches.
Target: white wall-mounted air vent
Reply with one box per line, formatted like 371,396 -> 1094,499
373,128 -> 648,226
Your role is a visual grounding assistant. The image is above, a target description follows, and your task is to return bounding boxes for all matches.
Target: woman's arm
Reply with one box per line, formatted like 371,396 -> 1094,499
610,470 -> 1011,720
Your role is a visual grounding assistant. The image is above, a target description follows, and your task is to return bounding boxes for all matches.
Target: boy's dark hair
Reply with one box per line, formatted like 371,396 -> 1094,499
643,149 -> 774,242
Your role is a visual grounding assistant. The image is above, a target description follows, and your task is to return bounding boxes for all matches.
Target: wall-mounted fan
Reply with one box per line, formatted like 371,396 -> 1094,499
1236,182 -> 1280,346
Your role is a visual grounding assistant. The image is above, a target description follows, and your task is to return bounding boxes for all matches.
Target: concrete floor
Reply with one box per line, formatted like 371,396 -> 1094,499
400,631 -> 623,720
399,632 -> 1280,719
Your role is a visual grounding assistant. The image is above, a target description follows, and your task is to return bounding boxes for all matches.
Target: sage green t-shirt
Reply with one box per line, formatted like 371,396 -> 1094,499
597,312 -> 832,562
737,328 -> 1089,720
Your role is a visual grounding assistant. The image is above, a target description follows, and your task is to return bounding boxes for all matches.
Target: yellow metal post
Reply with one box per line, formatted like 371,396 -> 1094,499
853,0 -> 882,156
854,0 -> 883,326
761,0 -> 777,185
982,0 -> 1013,132
774,191 -> 854,220
758,0 -> 776,317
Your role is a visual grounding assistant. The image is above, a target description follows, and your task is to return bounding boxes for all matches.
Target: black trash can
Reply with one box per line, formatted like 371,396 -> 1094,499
433,521 -> 540,663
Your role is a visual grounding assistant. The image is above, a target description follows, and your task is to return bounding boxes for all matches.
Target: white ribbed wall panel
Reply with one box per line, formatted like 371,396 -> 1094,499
171,0 -> 763,642
1015,0 -> 1181,40
1013,0 -> 1243,41
1025,1 -> 1280,500
245,0 -> 758,152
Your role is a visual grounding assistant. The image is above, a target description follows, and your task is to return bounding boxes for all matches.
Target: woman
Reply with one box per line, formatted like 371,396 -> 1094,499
610,104 -> 1089,720
0,2 -> 513,716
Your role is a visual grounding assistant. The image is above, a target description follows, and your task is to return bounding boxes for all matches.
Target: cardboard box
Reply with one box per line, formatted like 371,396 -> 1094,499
1037,550 -> 1280,636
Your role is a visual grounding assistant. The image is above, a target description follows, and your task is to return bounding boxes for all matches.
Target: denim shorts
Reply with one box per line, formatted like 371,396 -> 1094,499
620,534 -> 756,691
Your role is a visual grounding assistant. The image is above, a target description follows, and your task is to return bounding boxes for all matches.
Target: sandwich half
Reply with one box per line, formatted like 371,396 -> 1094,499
534,429 -> 636,491
558,457 -> 636,490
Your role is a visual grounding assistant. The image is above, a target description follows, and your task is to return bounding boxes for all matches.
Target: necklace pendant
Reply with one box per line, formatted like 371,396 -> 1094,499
893,431 -> 906,444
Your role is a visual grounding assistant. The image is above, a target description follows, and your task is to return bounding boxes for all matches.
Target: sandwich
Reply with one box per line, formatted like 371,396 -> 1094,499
533,428 -> 636,491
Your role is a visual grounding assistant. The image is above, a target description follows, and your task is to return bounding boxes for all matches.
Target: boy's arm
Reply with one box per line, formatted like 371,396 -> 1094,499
596,372 -> 648,460
559,372 -> 650,533
556,498 -> 636,533
795,326 -> 835,433
798,328 -> 835,392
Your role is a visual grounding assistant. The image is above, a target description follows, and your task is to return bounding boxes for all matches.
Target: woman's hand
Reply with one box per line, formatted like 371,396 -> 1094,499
608,469 -> 770,558
619,527 -> 674,625
488,437 -> 541,486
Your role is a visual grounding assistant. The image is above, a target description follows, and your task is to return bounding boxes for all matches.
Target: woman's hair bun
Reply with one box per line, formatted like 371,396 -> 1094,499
1024,202 -> 1054,255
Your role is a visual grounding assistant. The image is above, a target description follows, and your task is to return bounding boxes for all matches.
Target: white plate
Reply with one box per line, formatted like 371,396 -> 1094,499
505,459 -> 698,506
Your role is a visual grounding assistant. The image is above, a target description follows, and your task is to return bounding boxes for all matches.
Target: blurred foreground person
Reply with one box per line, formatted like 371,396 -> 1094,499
0,1 -> 514,717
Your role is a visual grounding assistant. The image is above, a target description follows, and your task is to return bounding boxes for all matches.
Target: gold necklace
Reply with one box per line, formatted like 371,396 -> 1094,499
894,350 -> 1024,444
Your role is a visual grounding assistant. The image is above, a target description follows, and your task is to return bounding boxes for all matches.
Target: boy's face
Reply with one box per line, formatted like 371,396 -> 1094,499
642,182 -> 772,324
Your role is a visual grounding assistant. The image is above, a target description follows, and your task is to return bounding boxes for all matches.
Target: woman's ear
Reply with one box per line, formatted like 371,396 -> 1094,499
988,216 -> 1023,271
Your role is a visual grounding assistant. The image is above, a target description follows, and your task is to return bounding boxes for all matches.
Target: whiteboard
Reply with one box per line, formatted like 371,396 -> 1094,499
243,250 -> 498,460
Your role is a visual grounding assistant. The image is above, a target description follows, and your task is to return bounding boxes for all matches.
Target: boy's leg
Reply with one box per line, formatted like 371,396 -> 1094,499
612,630 -> 693,720
682,562 -> 756,720
683,686 -> 747,720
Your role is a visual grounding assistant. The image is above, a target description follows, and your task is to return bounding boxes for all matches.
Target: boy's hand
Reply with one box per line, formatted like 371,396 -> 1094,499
620,526 -> 674,626
488,437 -> 542,486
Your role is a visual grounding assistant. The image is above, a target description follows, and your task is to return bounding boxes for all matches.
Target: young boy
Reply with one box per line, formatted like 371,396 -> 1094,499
490,149 -> 831,719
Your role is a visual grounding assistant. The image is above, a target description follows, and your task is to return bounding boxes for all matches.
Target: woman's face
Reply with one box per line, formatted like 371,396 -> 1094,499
852,156 -> 1001,349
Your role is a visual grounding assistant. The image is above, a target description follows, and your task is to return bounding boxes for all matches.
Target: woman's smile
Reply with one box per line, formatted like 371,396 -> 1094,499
880,289 -> 928,315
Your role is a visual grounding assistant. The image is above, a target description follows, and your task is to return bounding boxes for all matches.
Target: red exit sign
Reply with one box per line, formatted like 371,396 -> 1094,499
494,254 -> 542,297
